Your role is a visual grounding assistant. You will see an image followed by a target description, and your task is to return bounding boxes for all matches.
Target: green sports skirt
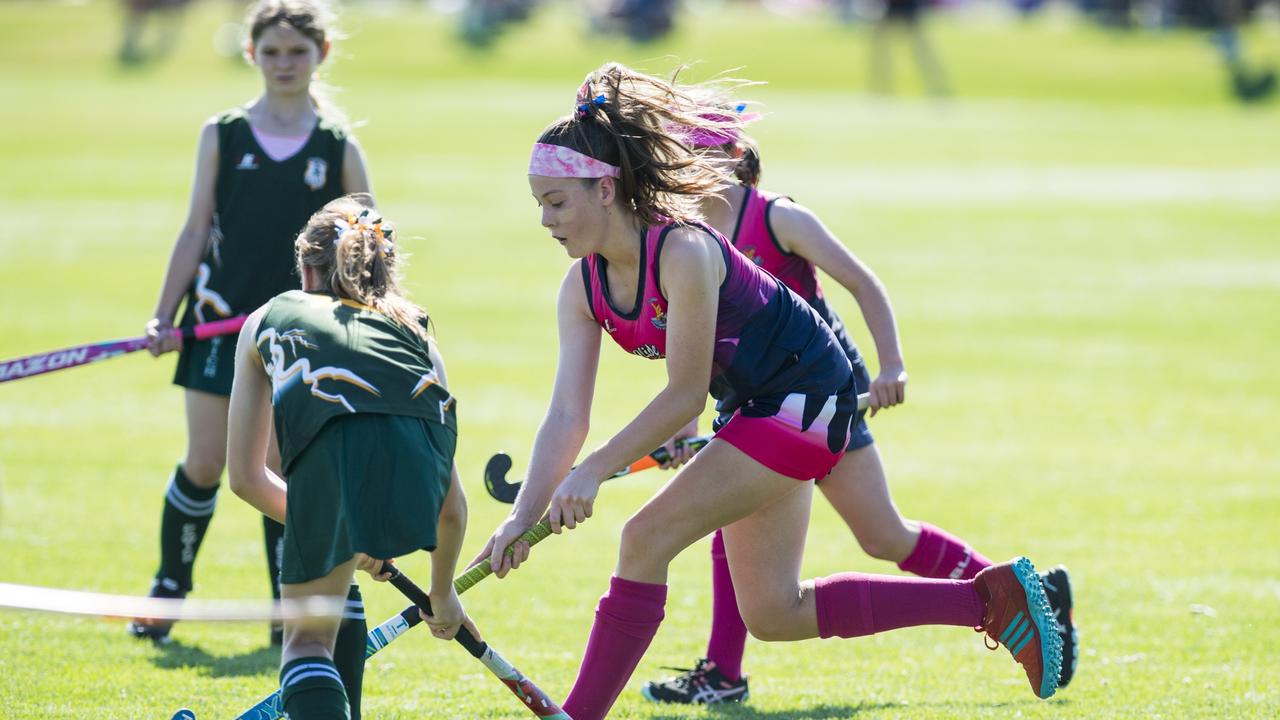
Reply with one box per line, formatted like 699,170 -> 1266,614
173,334 -> 238,396
281,412 -> 455,585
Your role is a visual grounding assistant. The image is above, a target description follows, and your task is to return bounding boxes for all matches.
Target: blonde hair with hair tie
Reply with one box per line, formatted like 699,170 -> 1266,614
295,194 -> 430,342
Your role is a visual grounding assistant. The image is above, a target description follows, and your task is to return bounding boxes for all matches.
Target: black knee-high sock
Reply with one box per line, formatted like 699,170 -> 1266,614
333,584 -> 367,720
156,465 -> 218,594
280,656 -> 349,720
264,515 -> 286,644
263,515 -> 285,600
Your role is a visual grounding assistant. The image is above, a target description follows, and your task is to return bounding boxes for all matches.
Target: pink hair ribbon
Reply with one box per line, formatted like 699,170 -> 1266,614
685,105 -> 763,148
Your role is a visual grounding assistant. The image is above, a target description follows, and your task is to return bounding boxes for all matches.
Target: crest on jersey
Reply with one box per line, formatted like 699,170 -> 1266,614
649,298 -> 667,331
236,153 -> 259,170
603,318 -> 618,334
304,157 -> 328,190
740,246 -> 763,266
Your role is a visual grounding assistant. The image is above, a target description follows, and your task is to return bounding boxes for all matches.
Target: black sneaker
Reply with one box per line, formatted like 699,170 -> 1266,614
1041,566 -> 1077,688
127,577 -> 185,644
641,658 -> 749,705
270,624 -> 284,647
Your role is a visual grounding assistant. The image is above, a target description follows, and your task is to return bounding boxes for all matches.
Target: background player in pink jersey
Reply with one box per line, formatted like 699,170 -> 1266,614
641,111 -> 1078,704
474,63 -> 1063,720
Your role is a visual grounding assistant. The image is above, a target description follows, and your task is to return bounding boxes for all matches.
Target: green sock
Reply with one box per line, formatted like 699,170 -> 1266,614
280,656 -> 349,720
264,514 -> 286,645
156,464 -> 217,593
333,584 -> 367,720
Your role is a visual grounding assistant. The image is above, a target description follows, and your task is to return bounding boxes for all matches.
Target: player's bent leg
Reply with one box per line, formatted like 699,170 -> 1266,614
721,480 -> 818,642
566,441 -> 802,720
641,530 -> 752,706
703,530 -> 748,673
616,440 -> 806,583
821,444 -> 993,580
730,464 -> 1061,701
279,559 -> 356,720
818,444 -> 918,563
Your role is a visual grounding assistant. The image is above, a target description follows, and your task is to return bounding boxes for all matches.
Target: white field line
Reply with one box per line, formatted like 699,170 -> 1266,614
0,582 -> 346,622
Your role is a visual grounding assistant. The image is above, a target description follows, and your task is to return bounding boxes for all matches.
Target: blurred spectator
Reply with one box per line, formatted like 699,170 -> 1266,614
460,0 -> 539,47
119,0 -> 192,65
1204,0 -> 1275,101
592,0 -> 679,42
869,0 -> 951,95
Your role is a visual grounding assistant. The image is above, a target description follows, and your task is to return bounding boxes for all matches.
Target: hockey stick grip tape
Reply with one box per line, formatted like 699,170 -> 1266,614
184,315 -> 248,342
453,519 -> 553,594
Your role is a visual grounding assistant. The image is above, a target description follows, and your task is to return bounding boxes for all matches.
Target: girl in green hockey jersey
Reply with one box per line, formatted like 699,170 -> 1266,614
131,0 -> 372,647
228,194 -> 470,720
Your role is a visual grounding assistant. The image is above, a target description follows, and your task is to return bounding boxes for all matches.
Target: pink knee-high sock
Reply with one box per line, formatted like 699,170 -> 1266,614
814,573 -> 984,638
897,522 -> 992,580
562,576 -> 667,720
704,529 -> 748,682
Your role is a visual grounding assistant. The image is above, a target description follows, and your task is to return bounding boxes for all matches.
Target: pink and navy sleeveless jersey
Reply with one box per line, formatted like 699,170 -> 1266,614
581,221 -> 857,448
728,186 -> 861,366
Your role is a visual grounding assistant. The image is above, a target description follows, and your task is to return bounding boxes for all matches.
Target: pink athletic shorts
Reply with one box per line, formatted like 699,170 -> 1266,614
715,391 -> 851,481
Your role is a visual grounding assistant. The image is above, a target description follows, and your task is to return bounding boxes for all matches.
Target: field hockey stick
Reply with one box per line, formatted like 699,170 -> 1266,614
228,520 -> 555,720
0,315 -> 246,384
385,564 -> 570,719
485,435 -> 713,504
485,391 -> 870,504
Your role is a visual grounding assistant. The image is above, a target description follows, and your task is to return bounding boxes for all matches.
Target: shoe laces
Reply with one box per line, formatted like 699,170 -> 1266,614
657,659 -> 714,689
975,625 -> 1000,651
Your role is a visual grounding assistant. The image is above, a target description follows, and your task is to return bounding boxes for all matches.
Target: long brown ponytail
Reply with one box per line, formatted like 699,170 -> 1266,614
732,133 -> 762,188
535,63 -> 751,225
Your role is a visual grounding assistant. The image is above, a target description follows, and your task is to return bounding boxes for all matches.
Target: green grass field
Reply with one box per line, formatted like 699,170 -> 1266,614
1,0 -> 1278,717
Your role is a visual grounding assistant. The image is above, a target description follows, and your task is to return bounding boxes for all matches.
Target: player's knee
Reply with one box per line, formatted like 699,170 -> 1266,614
852,522 -> 915,562
738,594 -> 804,642
741,608 -> 795,642
617,513 -> 675,569
852,530 -> 895,562
181,457 -> 225,488
283,634 -> 333,660
617,515 -> 654,563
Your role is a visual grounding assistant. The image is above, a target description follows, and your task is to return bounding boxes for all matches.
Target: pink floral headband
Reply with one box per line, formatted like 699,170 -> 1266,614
526,72 -> 621,179
527,142 -> 621,179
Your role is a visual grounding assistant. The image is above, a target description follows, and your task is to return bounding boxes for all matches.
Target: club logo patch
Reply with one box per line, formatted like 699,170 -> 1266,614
649,298 -> 667,331
740,245 -> 763,266
303,157 -> 328,190
236,153 -> 259,170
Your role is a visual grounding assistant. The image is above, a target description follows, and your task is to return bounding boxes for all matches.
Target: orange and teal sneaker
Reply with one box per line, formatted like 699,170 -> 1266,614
974,557 -> 1062,699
